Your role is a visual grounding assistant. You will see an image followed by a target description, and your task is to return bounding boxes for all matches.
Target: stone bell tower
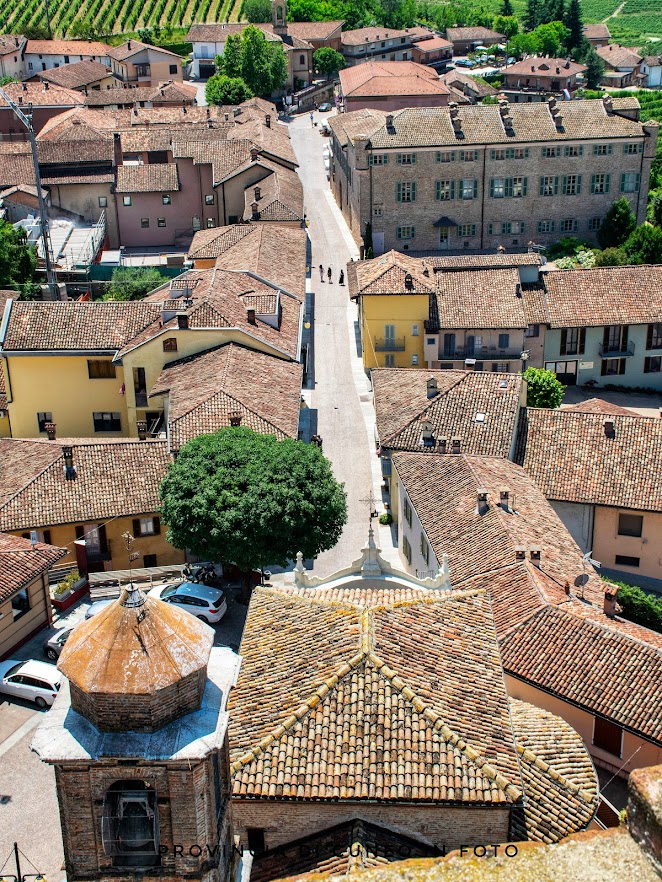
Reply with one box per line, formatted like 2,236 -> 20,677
31,586 -> 240,882
272,0 -> 287,36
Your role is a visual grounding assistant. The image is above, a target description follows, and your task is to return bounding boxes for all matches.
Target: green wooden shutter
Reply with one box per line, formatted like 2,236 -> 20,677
489,178 -> 495,198
579,328 -> 586,355
539,177 -> 545,196
647,324 -> 654,350
473,179 -> 478,199
576,175 -> 582,195
411,182 -> 417,201
450,180 -> 455,200
554,176 -> 559,195
605,174 -> 610,193
522,177 -> 528,196
591,174 -> 596,193
504,178 -> 513,198
396,182 -> 402,202
153,517 -> 161,535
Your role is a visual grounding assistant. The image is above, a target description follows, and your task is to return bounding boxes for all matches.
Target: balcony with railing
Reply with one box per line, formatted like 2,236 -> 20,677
437,345 -> 524,361
374,336 -> 406,352
599,341 -> 635,358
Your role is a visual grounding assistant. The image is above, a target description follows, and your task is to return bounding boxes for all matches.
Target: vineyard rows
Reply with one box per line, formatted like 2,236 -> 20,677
0,0 -> 244,37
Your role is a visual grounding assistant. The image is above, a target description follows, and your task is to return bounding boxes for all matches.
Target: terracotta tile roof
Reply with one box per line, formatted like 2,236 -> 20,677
0,438 -> 171,531
508,699 -> 598,843
373,369 -> 522,457
597,43 -> 642,68
562,397 -> 640,416
521,282 -> 549,325
1,299 -> 162,352
341,26 -> 427,46
25,39 -> 111,57
186,23 -> 281,43
583,24 -> 610,39
543,265 -> 662,327
415,36 -> 453,51
365,99 -> 647,149
229,586 -> 523,803
516,407 -> 662,511
432,267 -> 527,329
340,61 -> 449,98
108,39 -> 181,60
40,60 -> 113,89
0,531 -> 67,604
84,81 -> 197,106
36,107 -> 116,164
116,162 -> 179,193
393,451 -> 662,742
0,145 -> 43,187
285,20 -> 344,40
500,606 -> 662,742
445,27 -> 505,42
349,250 -> 435,298
39,170 -> 115,185
503,57 -> 586,77
440,69 -> 497,97
188,225 -> 307,297
0,35 -> 25,56
149,342 -> 302,449
328,108 -> 386,148
0,82 -> 84,107
243,164 -> 304,222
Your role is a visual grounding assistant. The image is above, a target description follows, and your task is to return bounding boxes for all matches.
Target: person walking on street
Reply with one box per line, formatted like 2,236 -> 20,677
339,269 -> 345,286
310,111 -> 314,126
319,264 -> 324,282
327,267 -> 332,283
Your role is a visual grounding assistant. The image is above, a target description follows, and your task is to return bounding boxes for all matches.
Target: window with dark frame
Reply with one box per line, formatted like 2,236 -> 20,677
593,717 -> 622,756
560,327 -> 585,356
645,356 -> 662,373
11,587 -> 30,619
647,323 -> 662,350
37,412 -> 52,432
618,513 -> 643,537
93,412 -> 122,432
247,829 -> 265,854
141,218 -> 150,228
615,554 -> 640,567
403,497 -> 413,527
601,358 -> 626,376
162,194 -> 171,204
205,194 -> 215,204
163,338 -> 178,352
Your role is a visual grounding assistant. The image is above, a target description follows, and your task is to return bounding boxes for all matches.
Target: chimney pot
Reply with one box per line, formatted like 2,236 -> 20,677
229,410 -> 242,427
385,113 -> 394,128
604,419 -> 615,437
265,113 -> 271,128
251,200 -> 259,218
499,487 -> 511,509
476,489 -> 489,514
530,546 -> 541,567
451,437 -> 461,454
127,40 -> 131,49
426,376 -> 439,398
44,422 -> 56,440
247,307 -> 256,324
250,147 -> 259,161
421,419 -> 435,446
137,420 -> 147,440
62,445 -> 76,480
604,586 -> 620,617
254,185 -> 261,201
515,545 -> 526,561
438,437 -> 447,454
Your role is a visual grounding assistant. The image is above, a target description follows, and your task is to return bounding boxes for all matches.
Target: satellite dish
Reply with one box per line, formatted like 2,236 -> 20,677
574,573 -> 589,587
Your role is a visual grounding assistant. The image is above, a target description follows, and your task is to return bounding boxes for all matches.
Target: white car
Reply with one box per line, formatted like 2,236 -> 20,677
147,580 -> 228,624
0,659 -> 62,708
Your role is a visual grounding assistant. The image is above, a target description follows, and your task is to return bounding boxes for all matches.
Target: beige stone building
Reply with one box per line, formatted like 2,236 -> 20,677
0,531 -> 65,659
329,96 -> 658,254
517,401 -> 662,589
391,451 -> 662,778
107,39 -> 183,86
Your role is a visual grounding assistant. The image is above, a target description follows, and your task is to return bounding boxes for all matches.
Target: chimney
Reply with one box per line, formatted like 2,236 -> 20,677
515,545 -> 526,561
250,146 -> 259,161
499,487 -> 511,510
206,106 -> 211,119
62,445 -> 76,481
251,201 -> 260,219
43,81 -> 49,90
247,307 -> 256,324
177,314 -> 188,330
127,40 -> 132,49
451,437 -> 461,454
476,489 -> 488,514
254,185 -> 261,201
426,376 -> 439,398
530,546 -> 541,567
44,422 -> 56,440
438,437 -> 447,454
603,94 -> 613,114
137,420 -> 147,440
385,113 -> 394,130
420,419 -> 435,447
604,419 -> 615,438
265,113 -> 271,128
229,411 -> 242,427
113,131 -> 123,168
604,586 -> 620,618
225,112 -> 230,121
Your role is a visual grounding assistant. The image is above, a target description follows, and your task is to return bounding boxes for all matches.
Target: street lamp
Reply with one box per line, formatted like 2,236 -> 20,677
520,349 -> 530,373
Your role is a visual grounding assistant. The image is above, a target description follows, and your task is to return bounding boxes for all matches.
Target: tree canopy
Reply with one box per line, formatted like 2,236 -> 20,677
597,197 -> 637,249
313,46 -> 346,74
206,74 -> 254,105
523,367 -> 565,409
563,0 -> 583,50
242,0 -> 273,22
217,26 -> 287,97
624,224 -> 662,265
0,220 -> 37,288
103,266 -> 167,301
160,428 -> 347,584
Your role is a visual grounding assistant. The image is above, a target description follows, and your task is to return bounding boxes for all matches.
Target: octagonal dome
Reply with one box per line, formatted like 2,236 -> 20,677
58,585 -> 213,733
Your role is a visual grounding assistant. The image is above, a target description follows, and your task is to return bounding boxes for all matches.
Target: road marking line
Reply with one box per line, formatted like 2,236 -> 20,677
0,711 -> 42,758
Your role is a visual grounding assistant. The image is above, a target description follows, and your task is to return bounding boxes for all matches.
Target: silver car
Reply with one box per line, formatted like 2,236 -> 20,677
43,627 -> 74,661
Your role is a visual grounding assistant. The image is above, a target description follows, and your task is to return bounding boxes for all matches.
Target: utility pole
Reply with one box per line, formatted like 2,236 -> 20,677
13,843 -> 21,882
0,86 -> 58,298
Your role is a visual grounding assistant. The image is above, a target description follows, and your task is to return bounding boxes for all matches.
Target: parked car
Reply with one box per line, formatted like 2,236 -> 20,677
318,102 -> 333,112
147,581 -> 228,624
85,598 -> 116,619
0,659 -> 62,708
43,627 -> 74,661
455,58 -> 476,67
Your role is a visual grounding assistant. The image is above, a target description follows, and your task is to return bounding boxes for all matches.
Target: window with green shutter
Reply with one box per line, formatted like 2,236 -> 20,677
621,172 -> 640,193
591,173 -> 610,194
539,176 -> 558,196
436,180 -> 455,201
562,174 -> 581,195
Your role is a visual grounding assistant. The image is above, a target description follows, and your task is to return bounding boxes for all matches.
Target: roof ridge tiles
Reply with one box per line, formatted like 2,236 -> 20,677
515,741 -> 595,805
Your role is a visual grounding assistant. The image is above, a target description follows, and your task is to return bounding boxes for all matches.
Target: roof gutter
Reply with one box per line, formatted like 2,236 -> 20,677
0,297 -> 13,346
1,349 -> 118,356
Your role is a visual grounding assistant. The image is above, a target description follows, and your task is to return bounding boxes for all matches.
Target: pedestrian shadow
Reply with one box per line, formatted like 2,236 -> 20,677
353,320 -> 363,358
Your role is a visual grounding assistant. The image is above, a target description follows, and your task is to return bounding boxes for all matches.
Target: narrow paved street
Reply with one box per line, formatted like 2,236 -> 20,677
288,113 -> 398,575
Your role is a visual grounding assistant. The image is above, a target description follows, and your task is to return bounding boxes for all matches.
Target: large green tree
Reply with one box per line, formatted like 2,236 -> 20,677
624,224 -> 662,264
524,0 -> 541,31
206,74 -> 254,105
499,0 -> 513,15
493,14 -> 519,38
523,367 -> 565,409
242,26 -> 287,96
597,197 -> 637,249
160,427 -> 347,597
563,0 -> 584,50
0,220 -> 37,288
218,34 -> 242,78
579,42 -> 605,88
242,0 -> 273,21
313,46 -> 346,75
103,266 -> 167,301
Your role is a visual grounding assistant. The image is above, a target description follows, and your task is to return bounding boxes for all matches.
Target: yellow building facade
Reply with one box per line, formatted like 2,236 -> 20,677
358,293 -> 429,370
